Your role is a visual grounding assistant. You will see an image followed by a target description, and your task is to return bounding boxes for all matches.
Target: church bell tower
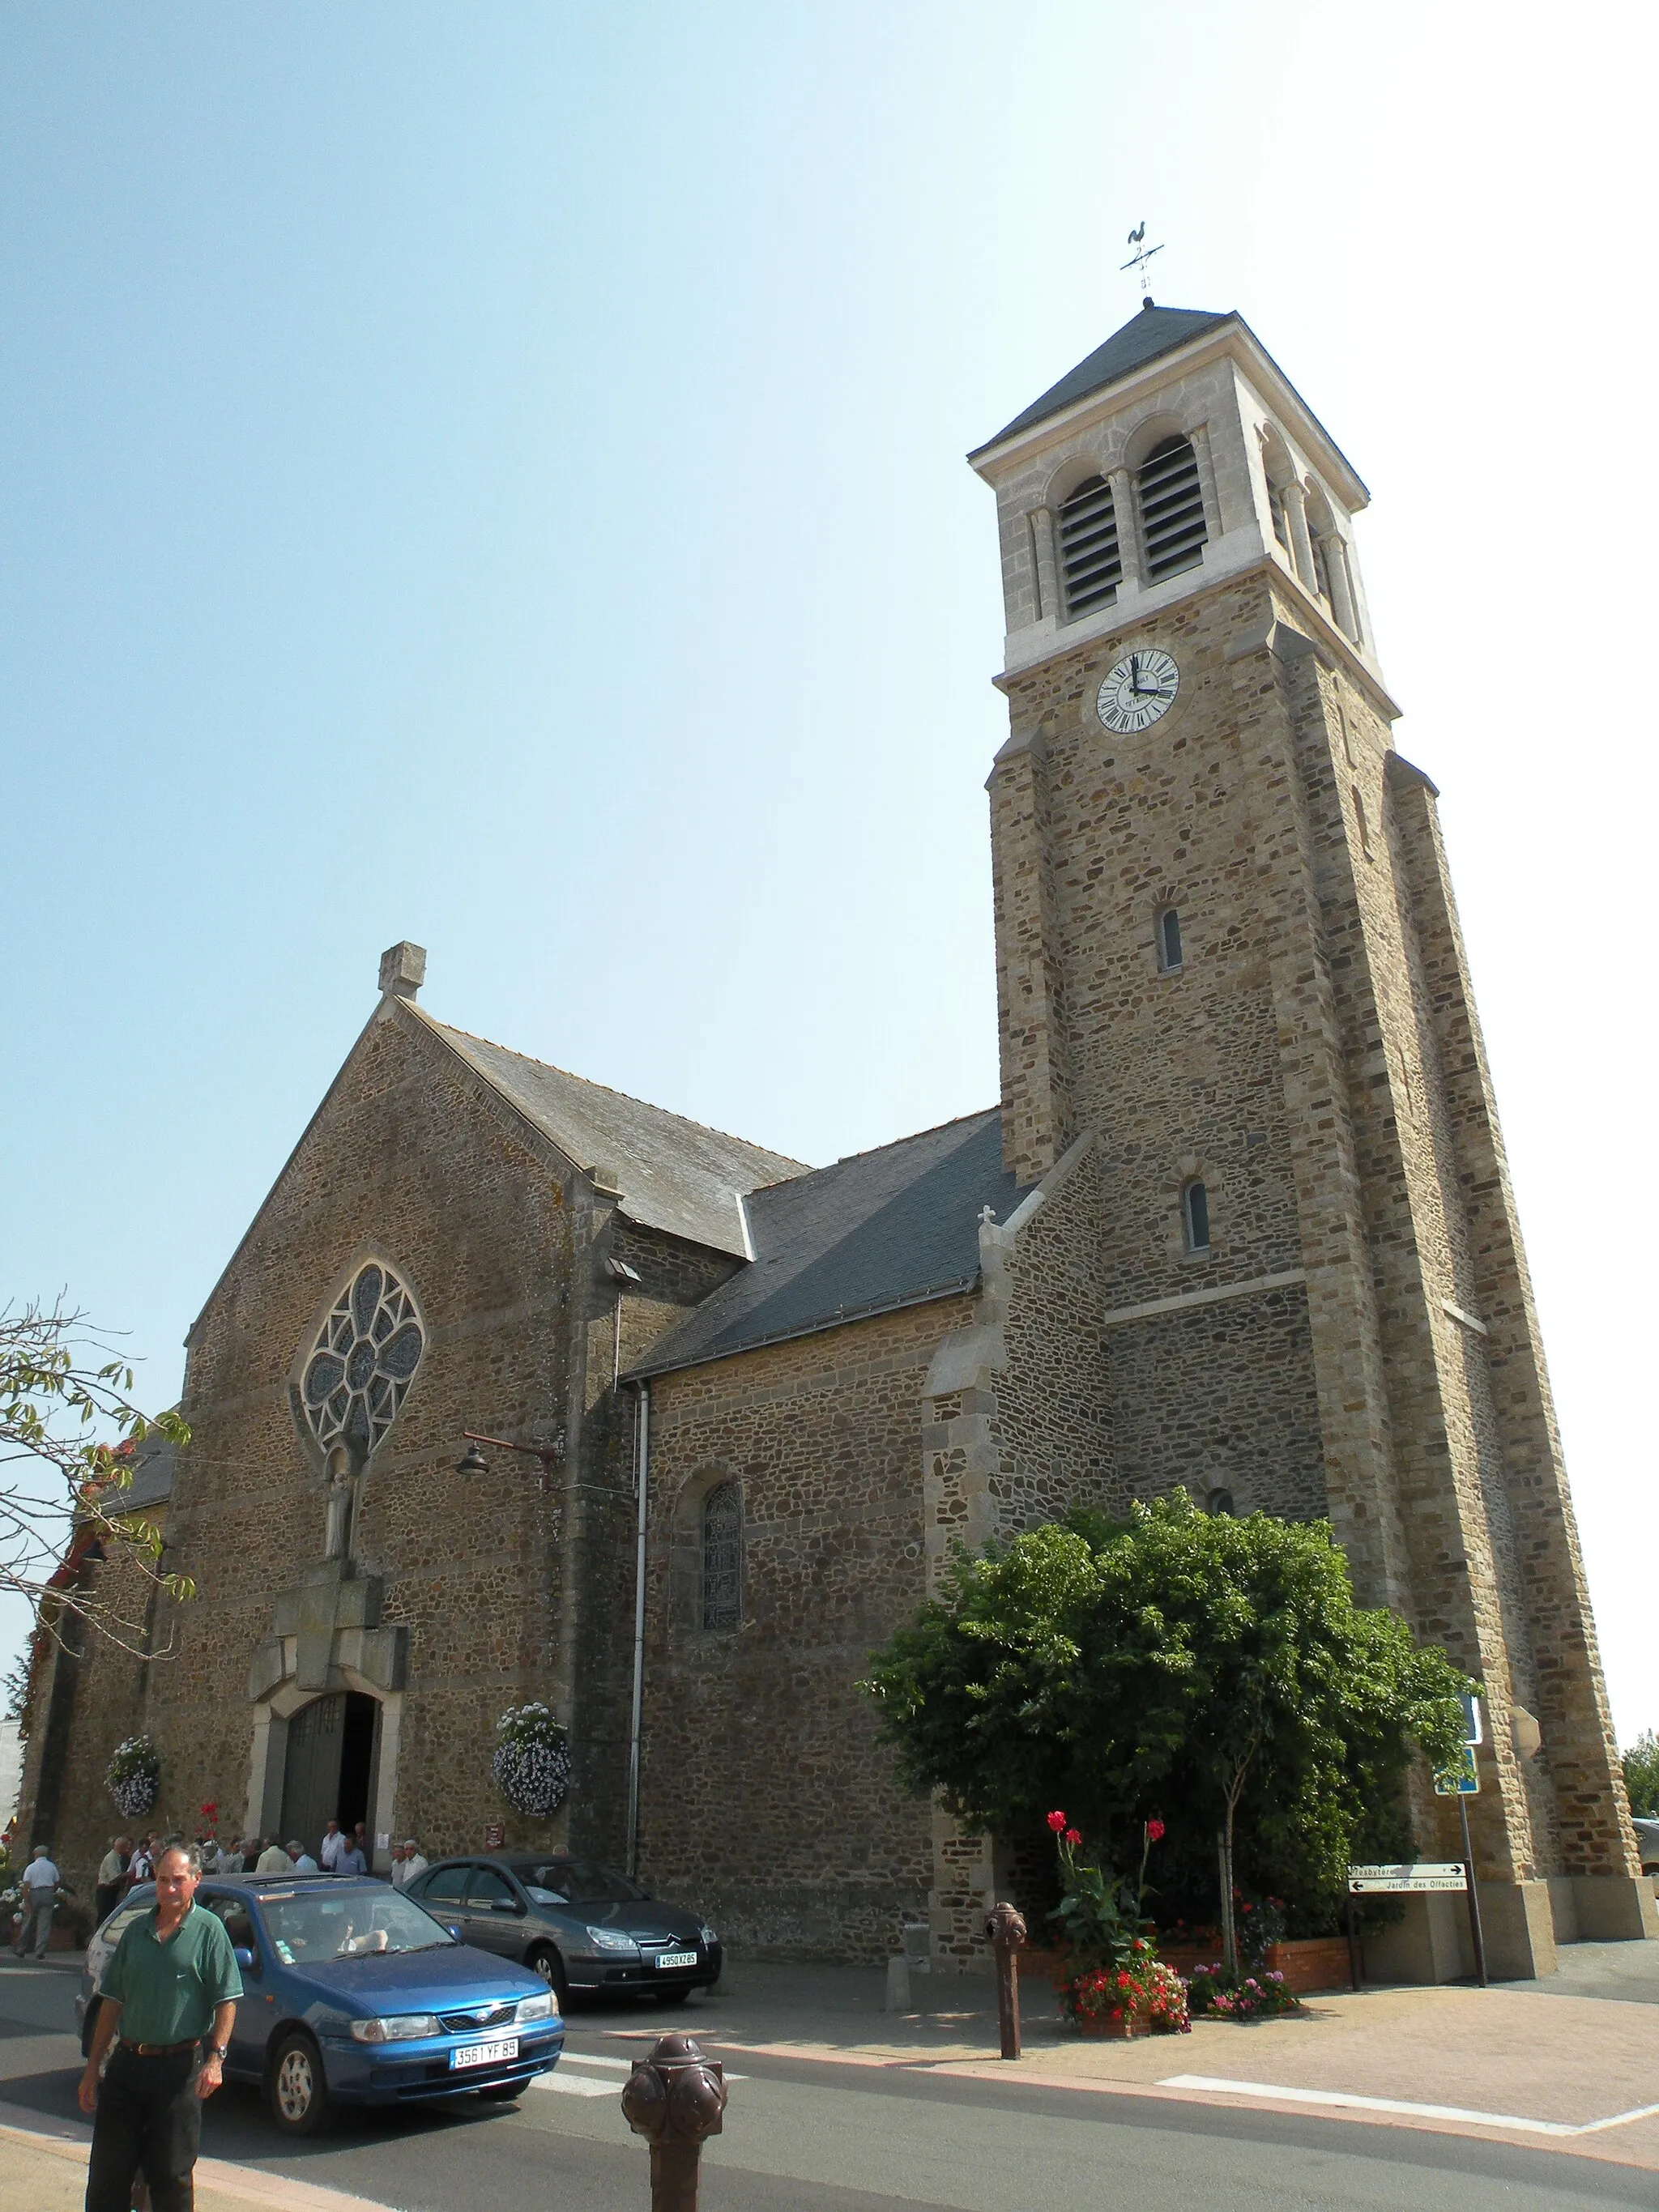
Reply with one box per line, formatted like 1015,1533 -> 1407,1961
968,298 -> 1652,1975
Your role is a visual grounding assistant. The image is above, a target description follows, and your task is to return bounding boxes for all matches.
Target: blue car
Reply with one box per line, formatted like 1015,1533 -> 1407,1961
79,1875 -> 564,2135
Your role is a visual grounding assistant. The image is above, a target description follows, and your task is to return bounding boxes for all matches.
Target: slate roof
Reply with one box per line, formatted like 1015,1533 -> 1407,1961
109,1431 -> 177,1515
629,1107 -> 1016,1378
423,1014 -> 809,1259
973,302 -> 1235,455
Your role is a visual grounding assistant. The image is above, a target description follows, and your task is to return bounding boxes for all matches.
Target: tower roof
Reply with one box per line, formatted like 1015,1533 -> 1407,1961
973,300 -> 1234,456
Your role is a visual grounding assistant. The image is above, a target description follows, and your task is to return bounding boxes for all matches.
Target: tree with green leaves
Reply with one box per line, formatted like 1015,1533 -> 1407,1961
861,1494 -> 1473,1969
2,1299 -> 193,1662
1623,1730 -> 1659,1819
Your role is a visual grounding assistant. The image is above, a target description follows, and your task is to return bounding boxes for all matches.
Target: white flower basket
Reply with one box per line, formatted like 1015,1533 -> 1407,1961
492,1703 -> 571,1818
106,1734 -> 160,1818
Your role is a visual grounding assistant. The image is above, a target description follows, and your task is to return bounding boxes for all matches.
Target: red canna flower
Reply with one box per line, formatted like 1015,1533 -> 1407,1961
1064,1827 -> 1082,1846
1047,1810 -> 1067,1832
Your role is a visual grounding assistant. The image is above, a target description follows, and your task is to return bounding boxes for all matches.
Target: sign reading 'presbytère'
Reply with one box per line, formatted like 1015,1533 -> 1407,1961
1347,1863 -> 1469,1894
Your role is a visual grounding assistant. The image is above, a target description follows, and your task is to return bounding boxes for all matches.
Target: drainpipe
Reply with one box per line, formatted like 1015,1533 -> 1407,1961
625,1379 -> 650,1877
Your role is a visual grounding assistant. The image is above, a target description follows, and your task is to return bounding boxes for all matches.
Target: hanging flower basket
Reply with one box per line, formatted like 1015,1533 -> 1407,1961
106,1735 -> 160,1819
491,1703 -> 571,1818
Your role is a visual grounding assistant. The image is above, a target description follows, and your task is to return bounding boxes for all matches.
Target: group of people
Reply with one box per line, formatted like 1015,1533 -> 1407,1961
8,1820 -> 433,1967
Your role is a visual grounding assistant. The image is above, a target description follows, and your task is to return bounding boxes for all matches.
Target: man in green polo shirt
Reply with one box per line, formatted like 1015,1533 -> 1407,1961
79,1839 -> 241,2212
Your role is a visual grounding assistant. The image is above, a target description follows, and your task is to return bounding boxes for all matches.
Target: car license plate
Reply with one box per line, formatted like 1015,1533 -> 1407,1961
655,1950 -> 697,1970
450,2036 -> 519,2069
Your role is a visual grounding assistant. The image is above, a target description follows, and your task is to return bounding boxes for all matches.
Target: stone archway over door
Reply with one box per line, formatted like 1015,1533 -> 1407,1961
279,1690 -> 380,1848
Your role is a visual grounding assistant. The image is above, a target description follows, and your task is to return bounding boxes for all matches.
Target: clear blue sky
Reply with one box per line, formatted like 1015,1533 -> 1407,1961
4,2 -> 1655,1739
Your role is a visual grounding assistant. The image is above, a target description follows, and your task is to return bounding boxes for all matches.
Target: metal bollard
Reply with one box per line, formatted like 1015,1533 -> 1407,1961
984,1900 -> 1028,2061
621,2031 -> 728,2212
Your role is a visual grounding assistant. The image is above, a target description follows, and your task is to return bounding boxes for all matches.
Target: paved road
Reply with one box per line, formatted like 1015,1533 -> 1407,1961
0,1954 -> 1646,2211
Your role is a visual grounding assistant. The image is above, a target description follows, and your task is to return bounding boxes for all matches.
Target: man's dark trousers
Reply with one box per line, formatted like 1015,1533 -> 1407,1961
85,2044 -> 203,2212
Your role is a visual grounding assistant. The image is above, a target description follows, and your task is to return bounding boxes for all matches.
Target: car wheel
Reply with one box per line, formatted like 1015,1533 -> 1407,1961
267,2030 -> 331,2137
527,1944 -> 568,2010
476,2079 -> 522,2101
654,1986 -> 691,2006
80,1997 -> 100,2060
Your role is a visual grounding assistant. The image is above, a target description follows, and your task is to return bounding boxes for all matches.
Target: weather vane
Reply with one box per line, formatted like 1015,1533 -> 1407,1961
1121,222 -> 1164,297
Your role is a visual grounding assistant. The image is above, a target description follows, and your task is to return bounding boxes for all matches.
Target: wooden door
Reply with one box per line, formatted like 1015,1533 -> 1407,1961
279,1694 -> 345,1856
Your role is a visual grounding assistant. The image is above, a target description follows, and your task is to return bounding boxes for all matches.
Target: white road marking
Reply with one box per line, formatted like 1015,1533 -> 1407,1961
527,2071 -> 616,2098
554,2049 -> 748,2082
1158,2074 -> 1659,2137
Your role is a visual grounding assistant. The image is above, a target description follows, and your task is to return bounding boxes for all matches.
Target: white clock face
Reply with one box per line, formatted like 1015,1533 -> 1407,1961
1096,648 -> 1179,735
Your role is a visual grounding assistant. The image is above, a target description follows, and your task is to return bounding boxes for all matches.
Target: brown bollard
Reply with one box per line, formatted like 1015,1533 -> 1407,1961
984,1901 -> 1028,2061
621,2031 -> 728,2212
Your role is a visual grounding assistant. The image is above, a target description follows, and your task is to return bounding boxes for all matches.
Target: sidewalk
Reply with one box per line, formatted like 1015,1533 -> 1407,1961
570,1947 -> 1659,2175
0,2113 -> 398,2212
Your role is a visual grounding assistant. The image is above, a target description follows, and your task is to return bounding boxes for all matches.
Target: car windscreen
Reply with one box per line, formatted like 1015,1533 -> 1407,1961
260,1889 -> 454,1963
510,1859 -> 647,1904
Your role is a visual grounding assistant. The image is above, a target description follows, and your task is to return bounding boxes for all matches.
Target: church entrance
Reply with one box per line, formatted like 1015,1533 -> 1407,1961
279,1690 -> 380,1852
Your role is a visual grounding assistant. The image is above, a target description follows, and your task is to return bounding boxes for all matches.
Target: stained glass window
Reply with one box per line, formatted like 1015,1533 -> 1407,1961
702,1482 -> 742,1633
301,1261 -> 425,1458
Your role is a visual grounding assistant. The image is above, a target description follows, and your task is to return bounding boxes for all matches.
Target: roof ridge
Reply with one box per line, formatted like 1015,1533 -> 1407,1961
424,1014 -> 810,1170
745,1104 -> 1000,1195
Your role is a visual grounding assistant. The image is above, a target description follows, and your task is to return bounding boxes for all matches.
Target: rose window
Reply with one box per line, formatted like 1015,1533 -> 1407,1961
301,1262 -> 425,1457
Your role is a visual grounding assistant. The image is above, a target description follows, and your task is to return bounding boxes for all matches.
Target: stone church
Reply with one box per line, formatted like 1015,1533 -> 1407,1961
23,300 -> 1652,1980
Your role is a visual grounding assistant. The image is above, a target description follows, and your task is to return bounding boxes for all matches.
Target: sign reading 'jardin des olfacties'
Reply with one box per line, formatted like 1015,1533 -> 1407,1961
1347,1863 -> 1469,1894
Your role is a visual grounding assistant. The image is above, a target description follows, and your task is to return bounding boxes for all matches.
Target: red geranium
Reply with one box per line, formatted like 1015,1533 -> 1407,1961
1146,1818 -> 1166,1843
1064,1827 -> 1082,1846
1047,1810 -> 1067,1832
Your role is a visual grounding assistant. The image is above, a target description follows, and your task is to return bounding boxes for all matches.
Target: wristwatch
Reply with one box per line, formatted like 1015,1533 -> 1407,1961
205,2044 -> 228,2062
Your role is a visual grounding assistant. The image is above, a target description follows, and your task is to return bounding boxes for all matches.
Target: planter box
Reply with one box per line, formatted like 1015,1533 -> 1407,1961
1072,2012 -> 1144,2038
1264,1937 -> 1353,1994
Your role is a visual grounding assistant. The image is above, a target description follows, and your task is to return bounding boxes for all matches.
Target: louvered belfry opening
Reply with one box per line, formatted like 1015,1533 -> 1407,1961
1057,475 -> 1123,617
1138,434 -> 1209,582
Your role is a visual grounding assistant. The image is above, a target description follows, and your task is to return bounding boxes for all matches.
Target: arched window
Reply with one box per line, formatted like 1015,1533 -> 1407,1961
1057,475 -> 1122,618
1207,1487 -> 1235,1517
1137,435 -> 1209,582
702,1482 -> 741,1632
1183,1179 -> 1210,1255
1157,907 -> 1183,974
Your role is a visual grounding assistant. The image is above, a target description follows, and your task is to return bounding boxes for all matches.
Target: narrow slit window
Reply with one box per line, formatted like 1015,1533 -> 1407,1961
1057,475 -> 1122,619
1158,907 -> 1183,973
1138,434 -> 1209,582
702,1482 -> 741,1631
1353,784 -> 1374,859
1183,1179 -> 1210,1254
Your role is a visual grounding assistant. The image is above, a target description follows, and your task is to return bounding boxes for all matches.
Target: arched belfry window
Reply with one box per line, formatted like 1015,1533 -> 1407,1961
1157,907 -> 1183,974
702,1482 -> 742,1632
1183,1179 -> 1211,1255
1137,435 -> 1209,582
1057,475 -> 1122,618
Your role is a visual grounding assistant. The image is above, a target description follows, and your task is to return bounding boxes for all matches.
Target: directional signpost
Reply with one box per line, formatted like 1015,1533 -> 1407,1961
1346,1694 -> 1489,1988
1347,1863 -> 1469,1892
1433,1692 -> 1487,1986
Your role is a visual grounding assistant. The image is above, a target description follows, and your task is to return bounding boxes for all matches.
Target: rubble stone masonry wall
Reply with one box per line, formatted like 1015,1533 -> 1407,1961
636,1300 -> 975,1961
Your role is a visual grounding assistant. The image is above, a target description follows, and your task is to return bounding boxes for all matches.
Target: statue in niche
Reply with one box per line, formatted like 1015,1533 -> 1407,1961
324,1450 -> 357,1562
